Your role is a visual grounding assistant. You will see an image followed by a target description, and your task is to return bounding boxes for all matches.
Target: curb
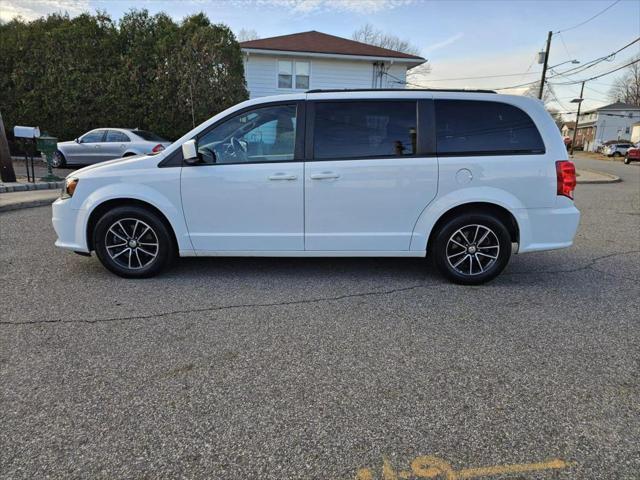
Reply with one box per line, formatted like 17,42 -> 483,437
0,197 -> 57,212
576,168 -> 621,184
0,180 -> 64,193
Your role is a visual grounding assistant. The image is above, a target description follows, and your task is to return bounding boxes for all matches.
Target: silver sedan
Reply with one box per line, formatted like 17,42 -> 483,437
53,128 -> 171,167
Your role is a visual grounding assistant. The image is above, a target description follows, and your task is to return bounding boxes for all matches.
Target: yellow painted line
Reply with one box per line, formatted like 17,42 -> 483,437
354,467 -> 374,480
357,456 -> 571,479
455,458 -> 569,479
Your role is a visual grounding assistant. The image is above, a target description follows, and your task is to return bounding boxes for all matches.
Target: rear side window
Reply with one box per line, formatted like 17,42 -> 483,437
313,101 -> 417,160
134,130 -> 167,142
106,130 -> 130,142
435,100 -> 545,155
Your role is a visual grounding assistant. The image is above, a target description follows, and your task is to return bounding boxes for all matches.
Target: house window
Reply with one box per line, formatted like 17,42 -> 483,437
278,60 -> 310,89
295,61 -> 309,89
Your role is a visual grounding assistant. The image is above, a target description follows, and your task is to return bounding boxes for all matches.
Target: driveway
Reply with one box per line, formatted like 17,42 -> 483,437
0,155 -> 638,479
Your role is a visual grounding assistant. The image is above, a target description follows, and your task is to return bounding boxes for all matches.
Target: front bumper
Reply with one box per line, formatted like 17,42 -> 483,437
52,198 -> 90,253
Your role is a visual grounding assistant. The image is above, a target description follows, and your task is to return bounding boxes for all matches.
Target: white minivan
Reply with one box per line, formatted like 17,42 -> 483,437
52,90 -> 580,284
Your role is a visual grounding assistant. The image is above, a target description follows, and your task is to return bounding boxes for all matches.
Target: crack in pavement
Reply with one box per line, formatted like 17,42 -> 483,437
1,250 -> 637,327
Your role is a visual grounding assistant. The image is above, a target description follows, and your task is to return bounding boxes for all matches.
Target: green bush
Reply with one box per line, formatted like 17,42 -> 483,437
0,10 -> 248,146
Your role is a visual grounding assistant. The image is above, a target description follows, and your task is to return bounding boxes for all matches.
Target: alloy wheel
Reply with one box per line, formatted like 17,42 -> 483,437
105,218 -> 159,270
446,224 -> 500,276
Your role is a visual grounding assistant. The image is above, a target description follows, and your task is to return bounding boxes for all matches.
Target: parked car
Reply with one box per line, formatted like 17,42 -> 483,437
52,128 -> 171,167
624,143 -> 640,164
603,142 -> 633,157
52,90 -> 580,285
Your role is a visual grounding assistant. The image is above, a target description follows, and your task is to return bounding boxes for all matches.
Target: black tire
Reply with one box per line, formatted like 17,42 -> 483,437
93,206 -> 174,278
52,150 -> 66,168
612,151 -> 621,157
431,213 -> 512,285
624,156 -> 631,164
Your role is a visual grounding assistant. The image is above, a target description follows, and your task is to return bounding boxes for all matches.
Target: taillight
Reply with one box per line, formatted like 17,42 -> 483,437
556,160 -> 576,199
152,144 -> 165,153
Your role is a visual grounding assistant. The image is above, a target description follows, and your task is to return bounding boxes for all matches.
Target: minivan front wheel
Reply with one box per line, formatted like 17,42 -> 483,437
432,213 -> 512,285
93,206 -> 173,278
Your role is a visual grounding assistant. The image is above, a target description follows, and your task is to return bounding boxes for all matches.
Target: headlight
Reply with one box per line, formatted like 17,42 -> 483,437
61,178 -> 79,199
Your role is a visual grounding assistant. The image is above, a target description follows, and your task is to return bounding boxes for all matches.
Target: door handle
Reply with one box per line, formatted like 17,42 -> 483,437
310,172 -> 340,180
268,173 -> 297,181
94,145 -> 100,148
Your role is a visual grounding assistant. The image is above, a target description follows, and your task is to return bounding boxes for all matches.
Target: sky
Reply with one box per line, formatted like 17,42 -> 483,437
2,0 -> 640,118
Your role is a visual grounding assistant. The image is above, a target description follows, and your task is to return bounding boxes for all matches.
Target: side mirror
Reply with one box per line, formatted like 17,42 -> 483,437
182,139 -> 199,164
75,138 -> 80,143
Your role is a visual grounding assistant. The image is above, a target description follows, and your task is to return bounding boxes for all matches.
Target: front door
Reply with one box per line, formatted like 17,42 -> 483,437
67,129 -> 106,164
181,103 -> 304,252
305,100 -> 438,251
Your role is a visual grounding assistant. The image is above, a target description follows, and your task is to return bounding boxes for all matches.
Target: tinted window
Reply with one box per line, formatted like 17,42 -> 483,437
105,130 -> 130,142
81,131 -> 105,143
435,100 -> 544,155
197,104 -> 297,164
313,101 -> 416,160
133,130 -> 166,142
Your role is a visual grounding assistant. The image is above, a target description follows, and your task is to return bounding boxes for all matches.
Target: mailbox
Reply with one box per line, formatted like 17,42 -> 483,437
14,125 -> 41,139
36,134 -> 62,182
36,135 -> 58,155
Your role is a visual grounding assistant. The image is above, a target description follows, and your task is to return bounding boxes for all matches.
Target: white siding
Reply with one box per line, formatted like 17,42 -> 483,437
243,53 -> 409,98
585,109 -> 640,151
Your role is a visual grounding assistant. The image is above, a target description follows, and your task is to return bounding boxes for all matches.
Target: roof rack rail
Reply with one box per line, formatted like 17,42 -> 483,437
306,88 -> 497,94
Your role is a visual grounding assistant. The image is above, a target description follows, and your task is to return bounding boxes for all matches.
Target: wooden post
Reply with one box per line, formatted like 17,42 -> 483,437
0,111 -> 17,183
570,82 -> 585,156
538,31 -> 552,100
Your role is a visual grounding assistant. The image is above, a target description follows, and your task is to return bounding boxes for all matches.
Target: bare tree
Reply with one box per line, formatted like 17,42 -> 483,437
237,28 -> 259,42
608,57 -> 640,106
352,23 -> 421,56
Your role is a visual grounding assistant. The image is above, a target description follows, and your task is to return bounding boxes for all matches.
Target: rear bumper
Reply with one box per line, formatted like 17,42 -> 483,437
515,202 -> 580,253
52,198 -> 90,253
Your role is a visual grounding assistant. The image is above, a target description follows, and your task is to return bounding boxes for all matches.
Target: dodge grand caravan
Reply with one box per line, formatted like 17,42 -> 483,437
52,89 -> 580,284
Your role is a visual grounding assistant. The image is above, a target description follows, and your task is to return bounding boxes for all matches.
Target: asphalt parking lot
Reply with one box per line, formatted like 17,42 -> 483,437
1,156 -> 638,479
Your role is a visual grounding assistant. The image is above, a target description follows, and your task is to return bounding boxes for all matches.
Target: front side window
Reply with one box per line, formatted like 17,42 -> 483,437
81,130 -> 105,143
313,101 -> 417,160
278,60 -> 310,89
197,104 -> 297,164
105,131 -> 130,142
435,100 -> 545,156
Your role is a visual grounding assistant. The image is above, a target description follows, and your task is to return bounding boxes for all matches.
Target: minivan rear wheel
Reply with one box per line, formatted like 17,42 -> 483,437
431,213 -> 512,285
93,206 -> 174,278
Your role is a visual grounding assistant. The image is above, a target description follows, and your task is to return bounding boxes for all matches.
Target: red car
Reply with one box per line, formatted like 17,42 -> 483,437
625,143 -> 640,164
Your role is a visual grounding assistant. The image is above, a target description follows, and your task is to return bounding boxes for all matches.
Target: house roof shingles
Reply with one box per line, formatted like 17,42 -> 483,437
239,30 -> 425,61
583,101 -> 640,114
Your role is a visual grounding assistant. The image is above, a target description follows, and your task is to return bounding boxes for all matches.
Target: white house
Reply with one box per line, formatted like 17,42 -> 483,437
574,102 -> 640,151
630,121 -> 640,143
239,31 -> 426,99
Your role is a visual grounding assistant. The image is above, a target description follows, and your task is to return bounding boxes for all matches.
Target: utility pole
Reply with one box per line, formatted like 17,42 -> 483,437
538,31 -> 553,100
570,81 -> 585,156
0,111 -> 17,183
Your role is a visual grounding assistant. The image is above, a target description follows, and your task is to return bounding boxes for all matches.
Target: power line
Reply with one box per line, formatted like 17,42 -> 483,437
406,71 -> 540,82
399,37 -> 639,91
548,36 -> 640,78
552,57 -> 640,85
554,0 -> 622,34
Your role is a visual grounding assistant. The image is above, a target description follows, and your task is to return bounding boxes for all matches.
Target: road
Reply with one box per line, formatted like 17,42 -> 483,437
1,156 -> 638,479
